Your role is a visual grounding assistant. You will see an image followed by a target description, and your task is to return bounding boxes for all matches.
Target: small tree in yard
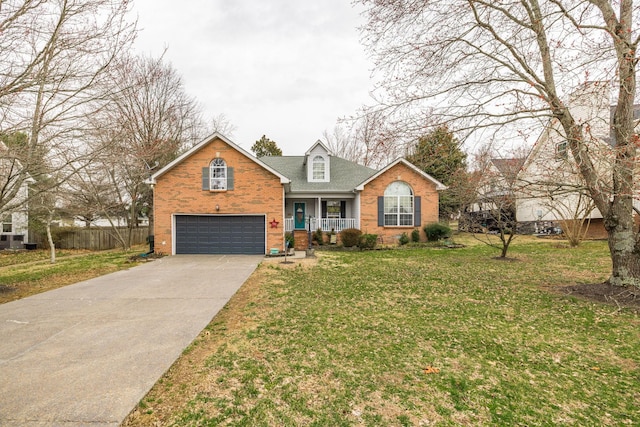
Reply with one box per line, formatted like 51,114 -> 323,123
461,150 -> 523,258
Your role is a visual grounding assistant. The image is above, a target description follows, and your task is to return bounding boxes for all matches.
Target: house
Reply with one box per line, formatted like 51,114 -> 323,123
515,83 -> 620,238
147,133 -> 446,255
0,142 -> 31,249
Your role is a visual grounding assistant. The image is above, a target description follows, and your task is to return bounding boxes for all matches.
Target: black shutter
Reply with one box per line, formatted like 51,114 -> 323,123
378,196 -> 384,226
202,167 -> 209,190
340,201 -> 346,218
322,201 -> 327,218
414,196 -> 421,227
227,167 -> 234,190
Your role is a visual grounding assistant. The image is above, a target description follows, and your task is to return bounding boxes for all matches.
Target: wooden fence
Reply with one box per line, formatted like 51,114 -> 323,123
29,226 -> 150,251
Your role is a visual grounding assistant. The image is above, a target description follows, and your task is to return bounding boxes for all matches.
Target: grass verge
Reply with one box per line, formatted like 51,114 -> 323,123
0,246 -> 148,304
124,237 -> 639,426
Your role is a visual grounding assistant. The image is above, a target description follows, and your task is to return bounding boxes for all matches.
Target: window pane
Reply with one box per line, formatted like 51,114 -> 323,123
384,214 -> 397,226
399,214 -> 413,226
313,163 -> 324,180
384,181 -> 413,196
210,158 -> 227,190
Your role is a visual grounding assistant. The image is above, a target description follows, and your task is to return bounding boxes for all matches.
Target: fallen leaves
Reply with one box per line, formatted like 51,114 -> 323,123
423,366 -> 440,374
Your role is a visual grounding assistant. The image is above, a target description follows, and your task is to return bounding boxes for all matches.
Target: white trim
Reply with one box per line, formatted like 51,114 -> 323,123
146,132 -> 290,185
355,158 -> 447,191
305,139 -> 332,156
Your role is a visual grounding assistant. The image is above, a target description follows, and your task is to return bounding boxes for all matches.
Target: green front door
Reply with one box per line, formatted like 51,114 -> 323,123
294,202 -> 306,230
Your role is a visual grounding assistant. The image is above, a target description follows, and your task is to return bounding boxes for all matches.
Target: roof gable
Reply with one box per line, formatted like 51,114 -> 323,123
356,158 -> 447,191
305,140 -> 332,157
147,132 -> 290,184
261,155 -> 376,192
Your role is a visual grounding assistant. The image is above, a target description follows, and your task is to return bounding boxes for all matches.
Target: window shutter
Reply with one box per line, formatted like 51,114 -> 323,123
227,167 -> 234,190
340,201 -> 346,218
414,196 -> 421,227
202,167 -> 209,190
378,196 -> 384,226
321,201 -> 327,218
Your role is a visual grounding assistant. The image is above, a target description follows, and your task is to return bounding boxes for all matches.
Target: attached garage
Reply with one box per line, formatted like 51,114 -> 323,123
174,215 -> 266,255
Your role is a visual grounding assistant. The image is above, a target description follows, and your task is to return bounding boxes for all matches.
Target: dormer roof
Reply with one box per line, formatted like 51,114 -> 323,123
305,140 -> 332,157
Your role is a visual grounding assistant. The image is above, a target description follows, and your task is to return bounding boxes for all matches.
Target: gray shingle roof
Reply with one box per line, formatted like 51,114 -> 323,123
260,156 -> 377,193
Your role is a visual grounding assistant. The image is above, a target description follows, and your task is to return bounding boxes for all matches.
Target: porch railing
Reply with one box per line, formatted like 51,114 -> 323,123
284,217 -> 358,232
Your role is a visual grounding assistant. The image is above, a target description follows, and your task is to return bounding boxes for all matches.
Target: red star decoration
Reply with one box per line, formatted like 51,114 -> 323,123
269,218 -> 279,228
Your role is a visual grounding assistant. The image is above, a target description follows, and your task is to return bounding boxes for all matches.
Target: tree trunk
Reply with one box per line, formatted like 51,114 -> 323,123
46,215 -> 56,264
605,201 -> 640,287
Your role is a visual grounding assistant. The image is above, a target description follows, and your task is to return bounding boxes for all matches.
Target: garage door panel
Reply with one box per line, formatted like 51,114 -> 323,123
175,215 -> 265,254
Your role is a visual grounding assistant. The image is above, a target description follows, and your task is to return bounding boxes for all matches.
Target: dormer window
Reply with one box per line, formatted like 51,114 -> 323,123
312,155 -> 326,180
305,140 -> 331,182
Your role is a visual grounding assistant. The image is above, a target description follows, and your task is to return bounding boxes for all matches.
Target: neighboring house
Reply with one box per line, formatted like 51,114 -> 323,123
516,83 -> 623,238
0,144 -> 31,249
147,133 -> 446,255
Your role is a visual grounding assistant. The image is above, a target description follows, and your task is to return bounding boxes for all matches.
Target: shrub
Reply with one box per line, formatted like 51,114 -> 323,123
340,228 -> 362,247
411,228 -> 421,243
424,223 -> 451,242
399,232 -> 409,245
313,227 -> 324,245
359,233 -> 378,250
285,232 -> 294,249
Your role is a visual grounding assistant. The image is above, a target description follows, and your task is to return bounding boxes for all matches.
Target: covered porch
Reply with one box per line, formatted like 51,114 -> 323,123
284,217 -> 358,233
283,196 -> 359,232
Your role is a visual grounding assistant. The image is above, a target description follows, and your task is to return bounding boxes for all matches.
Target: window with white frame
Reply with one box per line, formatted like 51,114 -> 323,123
2,214 -> 12,233
556,142 -> 568,160
209,158 -> 227,190
312,155 -> 325,180
384,182 -> 414,226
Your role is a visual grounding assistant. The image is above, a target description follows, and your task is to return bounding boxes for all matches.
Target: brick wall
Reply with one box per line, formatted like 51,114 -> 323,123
360,162 -> 440,244
153,137 -> 285,254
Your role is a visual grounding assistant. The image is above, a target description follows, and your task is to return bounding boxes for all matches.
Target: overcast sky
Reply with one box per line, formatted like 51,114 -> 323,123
132,0 -> 373,156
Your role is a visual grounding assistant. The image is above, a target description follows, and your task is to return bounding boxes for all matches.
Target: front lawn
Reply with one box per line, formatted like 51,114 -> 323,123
128,237 -> 638,425
0,247 -> 147,304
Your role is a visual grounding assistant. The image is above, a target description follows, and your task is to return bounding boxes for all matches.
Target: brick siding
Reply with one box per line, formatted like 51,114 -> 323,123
360,163 -> 440,244
153,137 -> 285,254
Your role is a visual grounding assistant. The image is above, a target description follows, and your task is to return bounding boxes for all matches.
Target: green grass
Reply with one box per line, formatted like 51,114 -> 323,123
159,237 -> 639,426
0,247 -> 146,303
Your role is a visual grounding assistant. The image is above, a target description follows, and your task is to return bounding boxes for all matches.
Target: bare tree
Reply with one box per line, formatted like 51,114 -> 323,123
0,0 -> 136,219
360,1 -> 640,287
208,113 -> 237,139
461,146 -> 523,258
325,111 -> 402,168
90,54 -> 201,249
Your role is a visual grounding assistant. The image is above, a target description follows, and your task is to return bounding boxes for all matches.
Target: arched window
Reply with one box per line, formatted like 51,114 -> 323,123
384,181 -> 413,226
210,158 -> 227,190
312,155 -> 325,180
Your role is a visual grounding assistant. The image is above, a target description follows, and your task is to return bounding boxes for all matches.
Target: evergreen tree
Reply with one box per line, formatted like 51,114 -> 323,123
406,126 -> 467,220
251,135 -> 282,157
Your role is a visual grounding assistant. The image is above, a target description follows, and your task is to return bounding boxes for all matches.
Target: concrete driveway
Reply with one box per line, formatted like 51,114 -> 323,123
0,255 -> 262,426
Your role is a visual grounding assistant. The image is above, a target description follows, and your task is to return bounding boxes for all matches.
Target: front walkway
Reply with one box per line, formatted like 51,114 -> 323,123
0,255 -> 261,426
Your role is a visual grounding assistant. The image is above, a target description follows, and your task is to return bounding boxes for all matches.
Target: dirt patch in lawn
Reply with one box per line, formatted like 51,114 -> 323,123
562,282 -> 640,311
